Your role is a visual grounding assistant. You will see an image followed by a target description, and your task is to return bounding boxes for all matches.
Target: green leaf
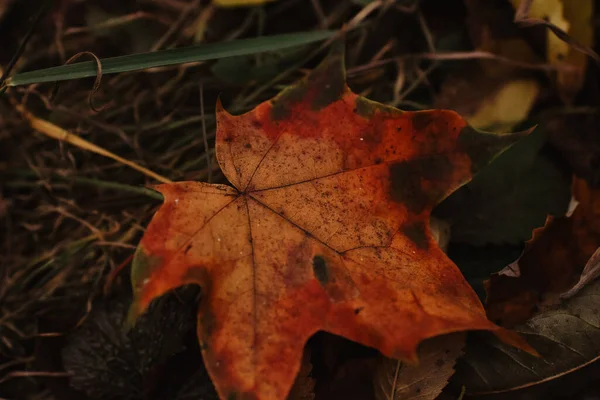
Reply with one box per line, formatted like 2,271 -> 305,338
436,126 -> 571,245
6,31 -> 334,86
455,276 -> 600,396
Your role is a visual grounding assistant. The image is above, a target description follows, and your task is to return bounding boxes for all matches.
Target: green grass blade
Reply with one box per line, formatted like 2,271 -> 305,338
6,30 -> 334,86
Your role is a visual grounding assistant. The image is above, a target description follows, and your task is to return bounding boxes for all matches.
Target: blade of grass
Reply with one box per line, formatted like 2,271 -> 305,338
6,30 -> 334,86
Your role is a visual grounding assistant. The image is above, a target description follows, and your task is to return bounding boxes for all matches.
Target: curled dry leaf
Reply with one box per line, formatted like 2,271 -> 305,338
127,43 -> 534,400
456,275 -> 600,397
486,177 -> 600,326
562,247 -> 600,298
374,333 -> 465,400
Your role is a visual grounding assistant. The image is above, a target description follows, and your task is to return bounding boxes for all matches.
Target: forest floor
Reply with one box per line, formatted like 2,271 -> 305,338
1,1 -> 600,399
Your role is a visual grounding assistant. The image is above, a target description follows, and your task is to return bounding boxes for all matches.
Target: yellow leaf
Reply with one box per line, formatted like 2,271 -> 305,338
510,0 -> 594,101
467,79 -> 539,131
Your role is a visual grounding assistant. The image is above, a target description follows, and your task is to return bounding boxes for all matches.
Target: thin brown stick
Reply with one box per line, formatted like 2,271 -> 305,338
348,50 -> 575,76
0,371 -> 72,384
64,12 -> 170,35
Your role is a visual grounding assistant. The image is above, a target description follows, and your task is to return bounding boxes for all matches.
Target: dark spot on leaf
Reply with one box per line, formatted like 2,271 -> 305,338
184,244 -> 193,254
354,307 -> 364,315
313,255 -> 329,285
416,388 -> 421,394
401,220 -> 429,250
374,157 -> 382,165
412,112 -> 434,132
244,143 -> 251,149
252,120 -> 261,128
271,85 -> 308,120
389,157 -> 451,213
224,137 -> 233,143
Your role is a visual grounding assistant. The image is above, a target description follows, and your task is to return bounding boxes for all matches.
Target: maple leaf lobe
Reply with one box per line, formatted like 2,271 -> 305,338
129,42 -> 536,400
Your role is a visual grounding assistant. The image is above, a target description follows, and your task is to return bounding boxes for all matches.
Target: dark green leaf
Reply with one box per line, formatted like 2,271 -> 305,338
448,243 -> 524,300
436,126 -> 571,245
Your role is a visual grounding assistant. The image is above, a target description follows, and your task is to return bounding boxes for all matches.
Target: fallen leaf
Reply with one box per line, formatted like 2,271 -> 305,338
561,247 -> 600,298
373,333 -> 465,400
62,290 -> 217,400
446,244 -> 524,301
486,177 -> 600,326
463,79 -> 539,131
435,126 -> 571,246
545,112 -> 600,189
455,274 -> 600,397
510,0 -> 595,102
128,43 -> 533,400
436,2 -> 542,134
464,0 -> 541,79
436,73 -> 540,132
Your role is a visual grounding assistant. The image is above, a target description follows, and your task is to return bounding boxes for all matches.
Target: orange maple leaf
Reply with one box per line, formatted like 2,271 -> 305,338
128,43 -> 533,400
